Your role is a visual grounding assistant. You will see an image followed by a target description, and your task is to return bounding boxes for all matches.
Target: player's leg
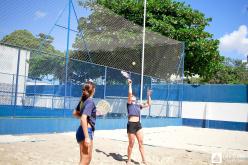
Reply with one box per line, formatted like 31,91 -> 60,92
79,143 -> 83,163
77,127 -> 93,165
80,141 -> 93,165
136,128 -> 146,164
77,126 -> 85,164
127,133 -> 136,164
88,140 -> 93,163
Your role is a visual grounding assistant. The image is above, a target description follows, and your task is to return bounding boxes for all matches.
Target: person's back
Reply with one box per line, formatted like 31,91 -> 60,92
73,81 -> 96,165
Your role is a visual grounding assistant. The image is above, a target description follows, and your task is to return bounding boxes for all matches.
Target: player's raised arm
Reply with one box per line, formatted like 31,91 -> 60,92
127,79 -> 132,104
141,89 -> 152,109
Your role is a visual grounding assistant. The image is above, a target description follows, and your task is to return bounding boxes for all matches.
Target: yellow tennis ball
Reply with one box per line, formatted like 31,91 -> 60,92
132,61 -> 136,65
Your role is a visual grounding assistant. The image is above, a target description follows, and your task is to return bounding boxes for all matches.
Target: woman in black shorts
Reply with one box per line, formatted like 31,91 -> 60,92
126,79 -> 151,165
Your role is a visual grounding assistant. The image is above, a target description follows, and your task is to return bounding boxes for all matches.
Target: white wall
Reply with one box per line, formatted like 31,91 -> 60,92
22,96 -> 181,118
0,45 -> 30,79
182,101 -> 248,123
0,45 -> 30,105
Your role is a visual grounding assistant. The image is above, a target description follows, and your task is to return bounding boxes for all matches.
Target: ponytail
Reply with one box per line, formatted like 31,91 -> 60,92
81,81 -> 95,101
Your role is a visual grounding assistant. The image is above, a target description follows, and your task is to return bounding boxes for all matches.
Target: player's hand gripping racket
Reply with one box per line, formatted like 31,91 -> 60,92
121,70 -> 131,79
121,70 -> 132,85
96,100 -> 112,116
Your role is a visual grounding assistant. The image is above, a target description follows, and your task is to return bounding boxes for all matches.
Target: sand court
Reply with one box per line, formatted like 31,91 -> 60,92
0,126 -> 248,165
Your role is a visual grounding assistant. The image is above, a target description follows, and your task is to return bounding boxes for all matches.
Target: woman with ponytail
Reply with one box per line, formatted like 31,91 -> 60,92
73,80 -> 96,165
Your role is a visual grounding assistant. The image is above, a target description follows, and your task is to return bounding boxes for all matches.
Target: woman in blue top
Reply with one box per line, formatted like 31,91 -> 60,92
126,79 -> 151,165
73,81 -> 96,165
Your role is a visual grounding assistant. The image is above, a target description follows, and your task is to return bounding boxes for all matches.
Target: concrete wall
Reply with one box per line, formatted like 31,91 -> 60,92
182,102 -> 248,131
0,45 -> 30,105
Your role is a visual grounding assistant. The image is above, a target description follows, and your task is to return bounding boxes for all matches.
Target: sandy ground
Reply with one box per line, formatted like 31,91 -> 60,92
0,126 -> 248,165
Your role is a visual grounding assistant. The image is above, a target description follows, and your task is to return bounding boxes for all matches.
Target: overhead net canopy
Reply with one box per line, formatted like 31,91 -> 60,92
72,2 -> 184,82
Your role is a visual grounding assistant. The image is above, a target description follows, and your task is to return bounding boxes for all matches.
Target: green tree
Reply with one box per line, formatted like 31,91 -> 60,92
1,30 -> 64,82
94,0 -> 224,81
209,58 -> 248,84
1,30 -> 39,48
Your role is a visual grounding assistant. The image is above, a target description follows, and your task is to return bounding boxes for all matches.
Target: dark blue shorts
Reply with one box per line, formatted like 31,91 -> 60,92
76,126 -> 93,143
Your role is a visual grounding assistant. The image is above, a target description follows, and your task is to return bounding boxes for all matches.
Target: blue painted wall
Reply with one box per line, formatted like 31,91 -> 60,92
1,84 -> 247,134
182,84 -> 248,103
26,84 -> 248,103
0,105 -> 73,118
182,118 -> 248,131
152,84 -> 248,103
0,118 -> 182,135
26,84 -> 105,98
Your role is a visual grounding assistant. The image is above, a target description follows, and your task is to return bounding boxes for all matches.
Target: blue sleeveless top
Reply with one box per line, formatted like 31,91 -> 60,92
127,103 -> 142,117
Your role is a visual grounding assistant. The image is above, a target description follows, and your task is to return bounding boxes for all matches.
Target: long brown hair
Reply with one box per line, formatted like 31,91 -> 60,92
81,81 -> 95,101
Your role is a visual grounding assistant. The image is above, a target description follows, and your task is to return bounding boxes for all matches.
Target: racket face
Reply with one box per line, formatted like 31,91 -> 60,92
121,70 -> 130,79
96,100 -> 112,116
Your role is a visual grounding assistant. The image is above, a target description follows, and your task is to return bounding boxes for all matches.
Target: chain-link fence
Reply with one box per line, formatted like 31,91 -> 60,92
0,0 -> 184,118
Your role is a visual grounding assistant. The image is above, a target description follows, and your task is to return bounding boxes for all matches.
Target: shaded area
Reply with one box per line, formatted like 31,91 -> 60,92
95,148 -> 140,164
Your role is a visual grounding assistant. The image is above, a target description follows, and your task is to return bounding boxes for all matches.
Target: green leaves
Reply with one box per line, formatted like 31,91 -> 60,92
1,30 -> 64,81
210,58 -> 248,84
1,30 -> 39,49
96,0 -> 223,82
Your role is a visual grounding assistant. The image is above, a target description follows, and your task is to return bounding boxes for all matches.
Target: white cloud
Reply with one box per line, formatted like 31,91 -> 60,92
34,10 -> 47,20
219,25 -> 248,58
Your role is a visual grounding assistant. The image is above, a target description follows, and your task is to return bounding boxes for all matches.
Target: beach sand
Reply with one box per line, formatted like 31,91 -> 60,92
0,126 -> 248,165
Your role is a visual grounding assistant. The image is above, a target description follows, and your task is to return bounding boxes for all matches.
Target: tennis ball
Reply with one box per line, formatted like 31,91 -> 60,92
132,61 -> 136,66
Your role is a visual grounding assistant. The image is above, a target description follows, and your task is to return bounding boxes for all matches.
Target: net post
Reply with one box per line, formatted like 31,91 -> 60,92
64,0 -> 72,111
140,0 -> 147,102
140,0 -> 147,121
179,42 -> 185,118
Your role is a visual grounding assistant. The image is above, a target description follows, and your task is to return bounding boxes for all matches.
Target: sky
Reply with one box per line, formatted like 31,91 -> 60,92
0,0 -> 91,52
177,0 -> 248,60
0,0 -> 247,60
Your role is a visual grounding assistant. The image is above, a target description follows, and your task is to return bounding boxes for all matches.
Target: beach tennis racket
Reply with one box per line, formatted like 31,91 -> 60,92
96,100 -> 112,116
121,70 -> 131,79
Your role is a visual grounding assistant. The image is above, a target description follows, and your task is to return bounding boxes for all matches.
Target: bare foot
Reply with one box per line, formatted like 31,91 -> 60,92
140,161 -> 147,165
126,160 -> 131,165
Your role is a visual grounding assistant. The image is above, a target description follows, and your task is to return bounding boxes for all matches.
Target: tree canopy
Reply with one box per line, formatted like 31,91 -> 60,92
1,30 -> 64,81
209,58 -> 248,84
93,0 -> 224,81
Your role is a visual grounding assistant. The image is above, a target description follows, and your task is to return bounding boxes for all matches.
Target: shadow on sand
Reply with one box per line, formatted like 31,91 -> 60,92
95,148 -> 140,164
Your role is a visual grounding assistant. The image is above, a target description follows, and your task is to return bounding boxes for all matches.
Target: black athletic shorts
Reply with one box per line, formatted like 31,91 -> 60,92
127,121 -> 142,134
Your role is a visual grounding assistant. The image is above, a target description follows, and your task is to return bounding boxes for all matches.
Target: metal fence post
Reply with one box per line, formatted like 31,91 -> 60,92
52,79 -> 54,110
33,79 -> 36,107
14,48 -> 21,114
148,76 -> 152,117
69,81 -> 72,109
103,66 -> 107,99
166,84 -> 170,117
11,74 -> 15,106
